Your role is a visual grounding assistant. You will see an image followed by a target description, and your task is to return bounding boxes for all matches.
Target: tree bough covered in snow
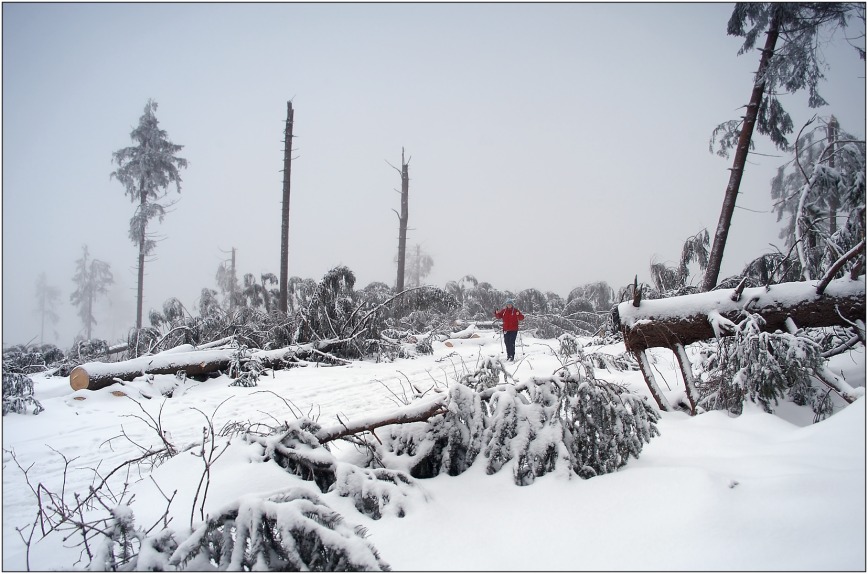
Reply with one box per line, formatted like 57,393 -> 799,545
376,357 -> 660,485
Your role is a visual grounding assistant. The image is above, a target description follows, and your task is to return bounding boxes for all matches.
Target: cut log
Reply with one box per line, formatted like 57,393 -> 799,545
615,276 -> 865,353
444,334 -> 484,348
70,346 -> 300,391
71,349 -> 238,391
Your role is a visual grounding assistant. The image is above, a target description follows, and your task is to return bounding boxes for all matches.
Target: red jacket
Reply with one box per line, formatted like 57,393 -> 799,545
495,307 -> 524,331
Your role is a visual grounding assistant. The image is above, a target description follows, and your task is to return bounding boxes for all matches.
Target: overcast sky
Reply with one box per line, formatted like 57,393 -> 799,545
2,2 -> 865,346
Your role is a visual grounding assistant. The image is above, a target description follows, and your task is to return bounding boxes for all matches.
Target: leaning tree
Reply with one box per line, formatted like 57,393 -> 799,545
703,3 -> 857,292
111,99 -> 188,329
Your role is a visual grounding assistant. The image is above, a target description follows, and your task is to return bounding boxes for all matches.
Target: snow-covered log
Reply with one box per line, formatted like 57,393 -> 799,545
69,347 -> 299,391
448,324 -> 480,339
614,276 -> 865,352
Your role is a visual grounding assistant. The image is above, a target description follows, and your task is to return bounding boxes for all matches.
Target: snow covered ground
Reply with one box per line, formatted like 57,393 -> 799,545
2,331 -> 865,571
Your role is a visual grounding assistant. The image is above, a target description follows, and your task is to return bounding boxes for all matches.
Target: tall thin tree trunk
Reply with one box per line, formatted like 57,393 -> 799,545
702,11 -> 781,292
136,239 -> 145,330
827,115 -> 839,236
230,246 -> 237,312
87,291 -> 92,340
279,101 -> 294,314
396,148 -> 409,292
40,289 -> 46,345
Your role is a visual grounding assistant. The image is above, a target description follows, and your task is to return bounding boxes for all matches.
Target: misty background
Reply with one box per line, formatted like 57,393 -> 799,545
2,2 -> 865,347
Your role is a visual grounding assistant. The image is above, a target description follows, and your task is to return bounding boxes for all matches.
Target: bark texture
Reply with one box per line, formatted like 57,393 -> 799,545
615,276 -> 865,353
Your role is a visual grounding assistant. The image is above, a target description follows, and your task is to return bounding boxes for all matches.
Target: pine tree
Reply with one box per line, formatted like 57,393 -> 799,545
69,245 -> 113,341
403,244 -> 433,288
770,116 -> 866,280
111,99 -> 187,330
34,272 -> 61,344
703,3 -> 856,292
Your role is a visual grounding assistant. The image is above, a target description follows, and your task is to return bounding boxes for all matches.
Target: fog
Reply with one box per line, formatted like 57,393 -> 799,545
3,2 -> 865,347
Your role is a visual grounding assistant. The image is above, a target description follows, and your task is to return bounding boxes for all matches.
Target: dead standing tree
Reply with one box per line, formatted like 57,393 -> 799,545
389,148 -> 410,292
279,101 -> 295,314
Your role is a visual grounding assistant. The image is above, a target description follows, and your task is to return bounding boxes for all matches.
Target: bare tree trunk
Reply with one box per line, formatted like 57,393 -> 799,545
133,175 -> 148,331
827,115 -> 840,236
279,101 -> 295,314
702,12 -> 781,292
395,148 -> 410,292
86,287 -> 93,341
136,243 -> 145,331
230,247 -> 237,312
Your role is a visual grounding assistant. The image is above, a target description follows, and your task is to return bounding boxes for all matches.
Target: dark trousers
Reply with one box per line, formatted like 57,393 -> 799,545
504,330 -> 518,359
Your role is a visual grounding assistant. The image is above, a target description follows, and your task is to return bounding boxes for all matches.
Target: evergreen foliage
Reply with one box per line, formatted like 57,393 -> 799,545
34,272 -> 61,344
770,117 -> 866,281
169,489 -> 390,571
2,371 -> 44,415
70,245 -> 114,340
711,3 -> 855,156
227,342 -> 265,387
379,358 -> 659,485
696,314 -> 830,416
111,99 -> 187,329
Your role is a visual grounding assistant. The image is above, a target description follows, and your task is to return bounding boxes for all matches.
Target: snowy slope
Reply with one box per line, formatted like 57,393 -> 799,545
2,333 -> 864,571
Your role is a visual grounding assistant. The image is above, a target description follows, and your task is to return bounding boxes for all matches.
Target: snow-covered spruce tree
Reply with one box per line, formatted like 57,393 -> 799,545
111,99 -> 187,331
297,266 -> 358,351
704,3 -> 857,291
2,371 -> 44,415
240,418 -> 420,521
379,358 -> 659,485
227,342 -> 265,387
696,313 -> 829,416
34,272 -> 61,345
649,230 -> 709,297
169,489 -> 390,571
70,244 -> 114,341
770,117 -> 866,281
89,505 -> 145,571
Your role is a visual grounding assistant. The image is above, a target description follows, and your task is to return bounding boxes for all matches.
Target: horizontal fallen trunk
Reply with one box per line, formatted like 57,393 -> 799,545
614,275 -> 865,352
69,345 -> 328,391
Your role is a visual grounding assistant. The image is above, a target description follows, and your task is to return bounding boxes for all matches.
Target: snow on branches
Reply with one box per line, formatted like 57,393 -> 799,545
375,359 -> 660,485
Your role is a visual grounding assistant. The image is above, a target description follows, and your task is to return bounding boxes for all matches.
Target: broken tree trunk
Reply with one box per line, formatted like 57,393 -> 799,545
613,275 -> 865,410
614,276 -> 865,353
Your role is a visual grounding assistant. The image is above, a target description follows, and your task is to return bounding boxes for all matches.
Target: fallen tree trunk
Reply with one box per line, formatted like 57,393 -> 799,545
614,275 -> 865,352
70,345 -> 312,391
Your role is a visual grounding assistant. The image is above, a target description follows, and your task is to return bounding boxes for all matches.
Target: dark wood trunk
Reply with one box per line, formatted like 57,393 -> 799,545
702,12 -> 781,292
396,148 -> 409,292
279,101 -> 295,314
616,277 -> 865,353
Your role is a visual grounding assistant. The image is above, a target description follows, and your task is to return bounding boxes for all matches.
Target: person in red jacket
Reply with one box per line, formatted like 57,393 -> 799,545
494,299 -> 524,361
